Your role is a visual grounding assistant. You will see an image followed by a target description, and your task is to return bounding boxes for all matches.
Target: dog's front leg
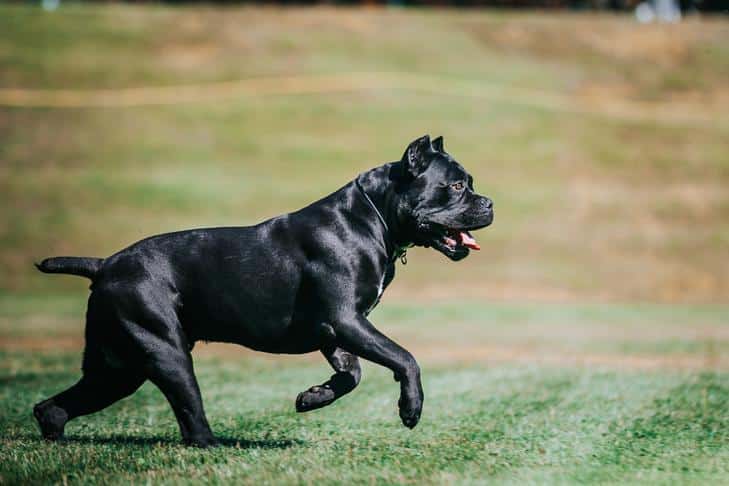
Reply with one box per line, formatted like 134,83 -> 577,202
295,346 -> 361,413
333,314 -> 423,428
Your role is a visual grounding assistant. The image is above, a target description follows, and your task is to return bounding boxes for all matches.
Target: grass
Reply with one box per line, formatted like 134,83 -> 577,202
1,5 -> 728,301
1,350 -> 728,484
1,4 -> 729,484
1,297 -> 728,483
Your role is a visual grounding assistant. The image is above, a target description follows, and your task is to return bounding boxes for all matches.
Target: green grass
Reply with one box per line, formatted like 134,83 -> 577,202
1,5 -> 728,301
2,5 -> 729,484
1,350 -> 728,484
1,297 -> 728,483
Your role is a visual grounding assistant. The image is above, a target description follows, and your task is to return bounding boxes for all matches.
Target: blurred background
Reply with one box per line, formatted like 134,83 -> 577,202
1,0 -> 729,361
2,0 -> 729,366
0,2 -> 728,483
2,4 -> 728,302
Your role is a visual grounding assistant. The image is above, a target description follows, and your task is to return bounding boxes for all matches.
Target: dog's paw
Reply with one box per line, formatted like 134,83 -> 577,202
295,385 -> 335,413
33,399 -> 68,441
398,393 -> 422,429
183,434 -> 219,448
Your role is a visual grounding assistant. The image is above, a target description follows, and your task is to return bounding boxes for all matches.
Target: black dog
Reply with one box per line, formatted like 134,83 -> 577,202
33,135 -> 493,447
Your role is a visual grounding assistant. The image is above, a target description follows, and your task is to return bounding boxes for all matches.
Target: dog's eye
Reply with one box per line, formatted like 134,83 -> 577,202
451,181 -> 465,191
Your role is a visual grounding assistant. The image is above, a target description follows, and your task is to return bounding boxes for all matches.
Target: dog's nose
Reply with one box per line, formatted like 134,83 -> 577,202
482,197 -> 493,211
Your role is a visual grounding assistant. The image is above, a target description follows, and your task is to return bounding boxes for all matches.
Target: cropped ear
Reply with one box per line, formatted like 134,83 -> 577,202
431,136 -> 444,152
401,135 -> 433,179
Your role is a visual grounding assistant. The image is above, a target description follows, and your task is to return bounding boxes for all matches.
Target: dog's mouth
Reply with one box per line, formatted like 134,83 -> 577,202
431,228 -> 478,261
442,229 -> 480,251
418,223 -> 487,261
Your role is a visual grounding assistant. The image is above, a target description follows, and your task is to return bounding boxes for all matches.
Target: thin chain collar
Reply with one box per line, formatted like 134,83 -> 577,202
354,177 -> 412,264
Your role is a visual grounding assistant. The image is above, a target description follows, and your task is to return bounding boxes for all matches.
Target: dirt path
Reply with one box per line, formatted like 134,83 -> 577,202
2,335 -> 726,371
1,72 -> 726,128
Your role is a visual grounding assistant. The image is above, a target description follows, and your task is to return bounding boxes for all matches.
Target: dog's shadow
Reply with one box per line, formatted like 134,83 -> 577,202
24,434 -> 301,449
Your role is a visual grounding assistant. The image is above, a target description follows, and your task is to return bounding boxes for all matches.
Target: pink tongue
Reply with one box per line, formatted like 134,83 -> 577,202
460,231 -> 480,250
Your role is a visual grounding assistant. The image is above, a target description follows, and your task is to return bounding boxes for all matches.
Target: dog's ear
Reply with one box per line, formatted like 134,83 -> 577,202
401,135 -> 433,179
431,136 -> 444,153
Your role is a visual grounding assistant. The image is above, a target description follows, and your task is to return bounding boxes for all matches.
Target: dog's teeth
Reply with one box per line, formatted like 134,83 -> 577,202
444,236 -> 457,248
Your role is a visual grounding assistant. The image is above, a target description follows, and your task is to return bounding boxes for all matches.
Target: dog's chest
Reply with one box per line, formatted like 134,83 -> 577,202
364,263 -> 395,316
364,275 -> 385,316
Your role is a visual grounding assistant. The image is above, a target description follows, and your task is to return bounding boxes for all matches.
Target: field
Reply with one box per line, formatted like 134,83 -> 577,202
1,4 -> 728,484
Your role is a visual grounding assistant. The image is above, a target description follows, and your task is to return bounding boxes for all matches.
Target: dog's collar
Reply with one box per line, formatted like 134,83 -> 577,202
354,177 -> 411,264
355,177 -> 389,232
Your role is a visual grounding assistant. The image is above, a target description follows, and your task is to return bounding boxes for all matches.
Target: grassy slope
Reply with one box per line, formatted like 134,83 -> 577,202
1,5 -> 729,485
1,5 -> 729,302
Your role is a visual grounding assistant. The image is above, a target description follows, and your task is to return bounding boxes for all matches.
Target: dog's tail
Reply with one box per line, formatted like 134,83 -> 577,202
35,257 -> 104,280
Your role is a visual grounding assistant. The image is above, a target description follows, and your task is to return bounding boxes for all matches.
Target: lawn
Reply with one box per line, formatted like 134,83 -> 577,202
2,355 -> 728,485
1,5 -> 728,301
1,296 -> 728,484
1,309 -> 728,484
1,4 -> 728,485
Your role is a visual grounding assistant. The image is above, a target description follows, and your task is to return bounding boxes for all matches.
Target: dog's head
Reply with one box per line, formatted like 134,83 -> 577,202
397,135 -> 493,261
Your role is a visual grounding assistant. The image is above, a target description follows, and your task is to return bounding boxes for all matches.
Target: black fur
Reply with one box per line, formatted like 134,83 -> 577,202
33,135 -> 493,447
36,257 -> 104,280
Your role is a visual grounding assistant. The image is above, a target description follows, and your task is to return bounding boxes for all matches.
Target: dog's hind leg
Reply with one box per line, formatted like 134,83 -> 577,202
295,346 -> 361,413
141,338 -> 217,448
34,291 -> 148,441
33,347 -> 146,441
114,303 -> 217,448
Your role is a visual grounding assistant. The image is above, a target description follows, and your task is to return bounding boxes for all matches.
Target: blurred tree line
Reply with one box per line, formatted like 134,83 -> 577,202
51,0 -> 727,12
